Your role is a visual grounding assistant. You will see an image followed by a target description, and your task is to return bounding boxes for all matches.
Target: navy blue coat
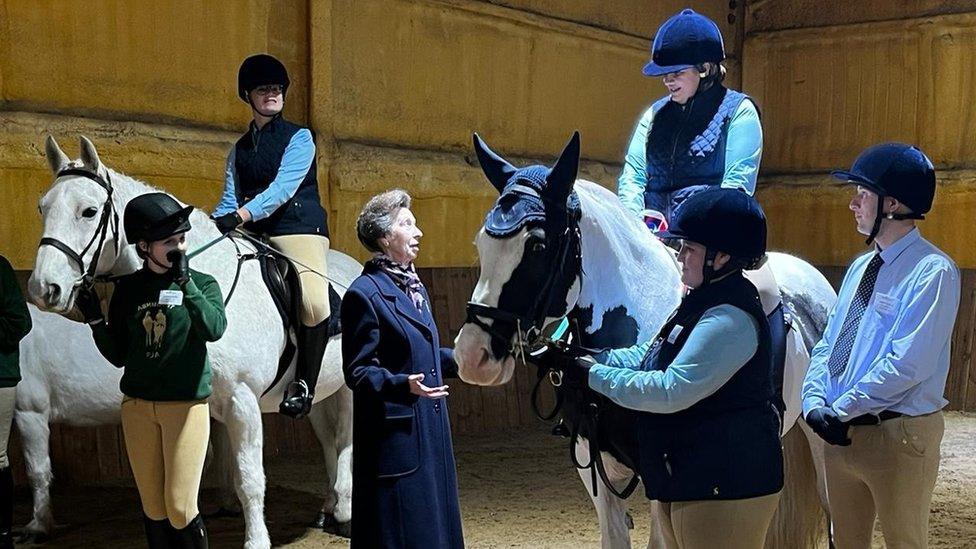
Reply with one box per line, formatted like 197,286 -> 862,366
341,263 -> 463,548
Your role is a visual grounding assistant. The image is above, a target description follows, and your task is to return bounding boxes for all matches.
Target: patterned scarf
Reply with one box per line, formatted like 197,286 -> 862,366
369,254 -> 427,312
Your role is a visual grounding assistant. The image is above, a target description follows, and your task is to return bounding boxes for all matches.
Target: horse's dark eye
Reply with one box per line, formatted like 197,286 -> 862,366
82,207 -> 98,218
530,241 -> 546,253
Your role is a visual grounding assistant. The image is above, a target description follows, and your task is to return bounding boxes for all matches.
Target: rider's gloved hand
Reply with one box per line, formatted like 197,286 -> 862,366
213,212 -> 242,235
166,250 -> 190,286
806,407 -> 851,446
75,287 -> 104,325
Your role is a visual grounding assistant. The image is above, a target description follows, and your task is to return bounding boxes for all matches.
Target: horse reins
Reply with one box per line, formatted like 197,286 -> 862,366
37,168 -> 120,290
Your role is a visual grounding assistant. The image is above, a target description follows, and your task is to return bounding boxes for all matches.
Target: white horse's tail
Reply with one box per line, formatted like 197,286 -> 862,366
764,401 -> 827,549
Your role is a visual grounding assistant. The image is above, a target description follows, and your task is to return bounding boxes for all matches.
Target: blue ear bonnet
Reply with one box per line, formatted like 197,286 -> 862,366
484,165 -> 580,237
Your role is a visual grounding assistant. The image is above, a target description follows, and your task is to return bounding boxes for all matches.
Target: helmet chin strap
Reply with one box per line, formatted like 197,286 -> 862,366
866,194 -> 925,245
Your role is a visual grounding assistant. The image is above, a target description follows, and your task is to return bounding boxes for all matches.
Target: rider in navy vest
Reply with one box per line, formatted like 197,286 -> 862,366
212,54 -> 331,418
617,8 -> 763,230
587,188 -> 783,549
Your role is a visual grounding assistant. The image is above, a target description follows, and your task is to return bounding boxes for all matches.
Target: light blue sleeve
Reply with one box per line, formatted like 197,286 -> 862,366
213,148 -> 239,217
594,340 -> 652,371
241,128 -> 316,222
721,99 -> 762,196
832,260 -> 961,419
617,105 -> 656,217
800,256 -> 862,416
588,305 -> 759,413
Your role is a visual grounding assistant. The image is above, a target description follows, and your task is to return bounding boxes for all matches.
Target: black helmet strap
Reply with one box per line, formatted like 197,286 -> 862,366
866,193 -> 925,245
37,168 -> 120,288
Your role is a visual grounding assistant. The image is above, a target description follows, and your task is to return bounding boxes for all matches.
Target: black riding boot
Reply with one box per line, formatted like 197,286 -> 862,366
280,320 -> 330,418
142,515 -> 174,549
0,467 -> 12,549
171,514 -> 208,549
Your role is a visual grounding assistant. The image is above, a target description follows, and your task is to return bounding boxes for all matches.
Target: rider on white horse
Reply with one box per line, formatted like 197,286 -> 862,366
617,8 -> 762,229
212,54 -> 332,418
578,188 -> 784,549
76,192 -> 226,548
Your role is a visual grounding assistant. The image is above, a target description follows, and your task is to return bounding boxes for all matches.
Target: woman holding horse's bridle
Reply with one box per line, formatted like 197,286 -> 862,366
76,193 -> 227,548
341,189 -> 464,548
211,53 -> 331,419
617,8 -> 761,233
0,254 -> 31,549
579,188 -> 783,549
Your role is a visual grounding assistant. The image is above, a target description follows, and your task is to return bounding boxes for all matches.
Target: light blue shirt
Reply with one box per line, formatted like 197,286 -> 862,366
801,228 -> 960,420
588,304 -> 759,413
617,98 -> 763,216
213,127 -> 315,222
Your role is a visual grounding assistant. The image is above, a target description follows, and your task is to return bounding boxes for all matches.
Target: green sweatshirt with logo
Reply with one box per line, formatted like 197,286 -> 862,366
91,268 -> 226,401
0,256 -> 31,388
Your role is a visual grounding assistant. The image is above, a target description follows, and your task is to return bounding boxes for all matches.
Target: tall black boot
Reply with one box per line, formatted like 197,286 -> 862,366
142,514 -> 174,549
280,320 -> 329,418
0,467 -> 12,549
171,514 -> 208,549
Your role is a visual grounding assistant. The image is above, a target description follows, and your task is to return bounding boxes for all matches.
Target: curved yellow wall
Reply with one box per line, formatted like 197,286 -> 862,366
0,0 -> 737,270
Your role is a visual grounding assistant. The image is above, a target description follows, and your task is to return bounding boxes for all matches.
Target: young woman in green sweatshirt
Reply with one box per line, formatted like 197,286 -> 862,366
0,254 -> 31,549
76,192 -> 226,549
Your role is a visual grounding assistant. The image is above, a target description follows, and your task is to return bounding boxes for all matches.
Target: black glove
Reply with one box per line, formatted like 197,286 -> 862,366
557,355 -> 596,385
213,212 -> 242,235
167,250 -> 190,286
806,407 -> 851,446
75,287 -> 103,324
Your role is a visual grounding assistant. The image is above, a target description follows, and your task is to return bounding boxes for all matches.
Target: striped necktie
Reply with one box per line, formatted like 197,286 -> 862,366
827,254 -> 885,378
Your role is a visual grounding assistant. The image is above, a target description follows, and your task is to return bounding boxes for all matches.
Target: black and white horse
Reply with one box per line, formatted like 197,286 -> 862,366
454,132 -> 836,547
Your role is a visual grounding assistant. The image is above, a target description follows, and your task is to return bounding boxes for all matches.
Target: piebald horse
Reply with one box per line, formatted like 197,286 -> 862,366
455,132 -> 836,548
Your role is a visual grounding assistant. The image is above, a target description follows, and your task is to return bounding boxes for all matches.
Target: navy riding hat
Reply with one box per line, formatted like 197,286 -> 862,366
643,8 -> 725,77
660,187 -> 767,262
832,142 -> 935,244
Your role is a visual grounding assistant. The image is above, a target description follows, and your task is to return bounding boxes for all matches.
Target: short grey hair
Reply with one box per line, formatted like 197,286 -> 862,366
356,188 -> 412,253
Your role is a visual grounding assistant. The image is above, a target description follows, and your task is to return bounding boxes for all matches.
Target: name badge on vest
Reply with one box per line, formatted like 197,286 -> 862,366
873,292 -> 898,316
158,290 -> 184,307
667,325 -> 684,344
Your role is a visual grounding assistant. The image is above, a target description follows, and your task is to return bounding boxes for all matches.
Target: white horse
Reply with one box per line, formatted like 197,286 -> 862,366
14,303 -> 350,541
454,133 -> 836,548
27,136 -> 356,548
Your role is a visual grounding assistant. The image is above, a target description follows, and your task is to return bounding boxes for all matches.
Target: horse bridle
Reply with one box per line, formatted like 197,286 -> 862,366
38,168 -> 120,289
464,188 -> 583,365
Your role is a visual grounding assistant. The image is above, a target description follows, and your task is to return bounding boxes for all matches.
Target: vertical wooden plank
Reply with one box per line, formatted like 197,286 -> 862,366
57,426 -> 100,483
95,424 -> 123,481
947,271 -> 974,410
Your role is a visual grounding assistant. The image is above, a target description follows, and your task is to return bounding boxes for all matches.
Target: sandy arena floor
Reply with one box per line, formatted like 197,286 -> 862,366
17,412 -> 976,548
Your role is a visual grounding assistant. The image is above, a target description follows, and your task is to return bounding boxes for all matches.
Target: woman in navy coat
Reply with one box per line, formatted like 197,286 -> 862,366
341,189 -> 464,548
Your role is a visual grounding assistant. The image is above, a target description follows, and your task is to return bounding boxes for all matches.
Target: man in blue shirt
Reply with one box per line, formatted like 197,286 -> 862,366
212,54 -> 331,418
801,143 -> 960,549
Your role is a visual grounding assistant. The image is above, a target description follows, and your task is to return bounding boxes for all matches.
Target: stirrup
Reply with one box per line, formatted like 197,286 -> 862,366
279,380 -> 313,418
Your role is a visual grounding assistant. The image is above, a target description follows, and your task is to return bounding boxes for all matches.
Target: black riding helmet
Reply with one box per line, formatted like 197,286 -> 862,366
661,188 -> 767,282
124,193 -> 193,244
237,53 -> 290,102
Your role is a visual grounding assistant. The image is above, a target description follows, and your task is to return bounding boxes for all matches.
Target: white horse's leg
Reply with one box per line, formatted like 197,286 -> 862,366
307,385 -> 353,535
14,409 -> 54,538
223,386 -> 271,549
207,420 -> 242,515
573,438 -> 632,549
307,397 -> 338,523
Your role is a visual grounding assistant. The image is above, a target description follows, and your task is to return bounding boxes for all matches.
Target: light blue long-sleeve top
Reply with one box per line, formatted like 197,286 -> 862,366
801,228 -> 960,420
213,126 -> 315,222
588,304 -> 760,413
617,98 -> 762,217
